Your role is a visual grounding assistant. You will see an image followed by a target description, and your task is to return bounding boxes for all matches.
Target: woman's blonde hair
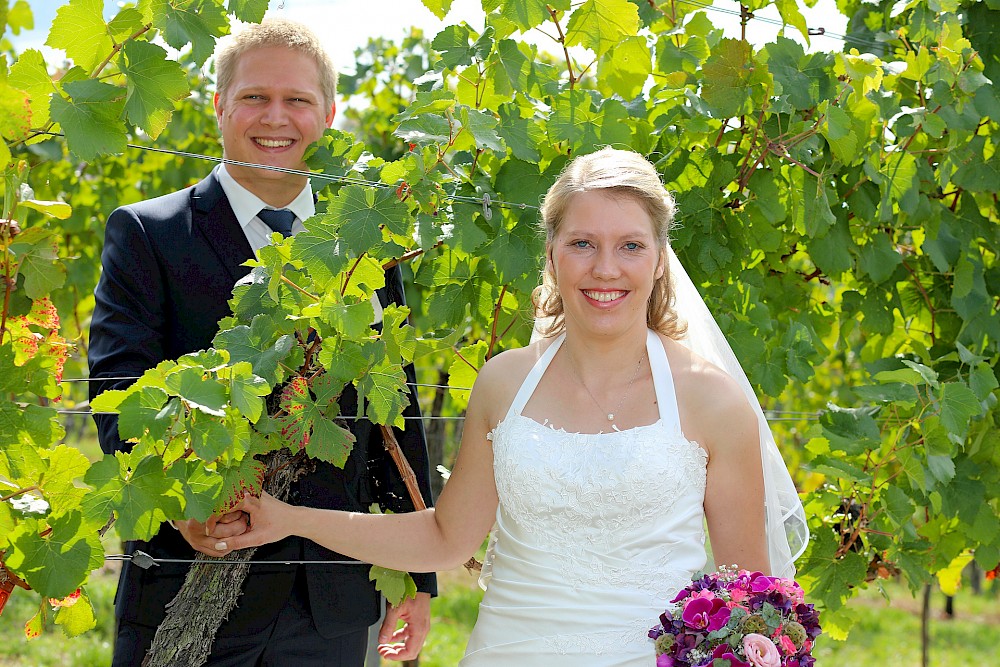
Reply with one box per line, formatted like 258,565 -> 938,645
532,147 -> 686,339
215,18 -> 338,108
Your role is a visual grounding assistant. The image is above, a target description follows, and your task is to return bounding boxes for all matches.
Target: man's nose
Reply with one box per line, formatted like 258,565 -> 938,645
260,100 -> 288,125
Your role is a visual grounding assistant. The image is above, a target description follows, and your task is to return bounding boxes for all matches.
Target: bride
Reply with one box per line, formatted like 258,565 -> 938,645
218,148 -> 808,665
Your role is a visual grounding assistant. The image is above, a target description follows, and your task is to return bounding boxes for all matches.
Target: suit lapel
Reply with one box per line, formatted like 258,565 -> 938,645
191,167 -> 255,284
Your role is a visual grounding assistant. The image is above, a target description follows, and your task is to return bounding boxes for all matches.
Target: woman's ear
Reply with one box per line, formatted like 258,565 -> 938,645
654,248 -> 666,280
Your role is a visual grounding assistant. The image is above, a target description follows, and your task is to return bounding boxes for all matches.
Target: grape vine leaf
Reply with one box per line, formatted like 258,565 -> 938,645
53,590 -> 97,636
120,40 -> 190,139
369,564 -> 418,606
420,0 -> 454,20
44,0 -> 112,73
220,362 -> 270,424
83,454 -> 181,541
356,356 -> 410,428
167,460 -> 224,522
49,79 -> 127,160
701,39 -> 772,118
5,511 -> 101,598
151,0 -> 230,67
565,0 -> 639,57
212,318 -> 294,386
164,366 -> 228,417
227,0 -> 269,23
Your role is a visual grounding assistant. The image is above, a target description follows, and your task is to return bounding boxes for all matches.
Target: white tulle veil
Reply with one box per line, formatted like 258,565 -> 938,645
663,246 -> 808,578
479,247 -> 808,588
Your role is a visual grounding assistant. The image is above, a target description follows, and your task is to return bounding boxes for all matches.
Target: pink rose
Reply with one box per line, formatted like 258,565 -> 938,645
778,634 -> 797,655
743,633 -> 781,667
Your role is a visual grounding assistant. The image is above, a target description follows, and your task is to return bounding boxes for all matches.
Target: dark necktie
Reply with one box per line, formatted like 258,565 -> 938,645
257,208 -> 296,237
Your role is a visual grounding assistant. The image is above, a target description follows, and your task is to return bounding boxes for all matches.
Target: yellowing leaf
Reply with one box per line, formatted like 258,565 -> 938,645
936,551 -> 974,596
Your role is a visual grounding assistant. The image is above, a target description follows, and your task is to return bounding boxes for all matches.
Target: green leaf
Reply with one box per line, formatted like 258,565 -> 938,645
151,0 -> 229,67
496,103 -> 543,163
221,362 -> 270,424
329,185 -> 411,257
116,386 -> 170,441
819,404 -> 881,455
167,459 -> 224,522
857,233 -> 902,283
822,104 -> 859,164
356,356 -> 410,428
701,39 -> 771,118
213,318 -> 295,385
459,106 -> 504,152
565,0 -> 640,57
187,413 -> 233,460
306,417 -> 356,468
420,0 -> 454,20
9,50 -> 55,128
120,40 -> 190,139
50,79 -> 127,160
45,0 -> 112,73
6,512 -> 99,598
54,590 -> 97,637
448,340 -> 488,409
107,6 -> 145,40
164,366 -> 228,416
38,445 -> 90,514
969,363 -> 999,401
83,453 -> 180,541
227,0 -> 268,23
598,35 -> 652,100
495,0 -> 568,32
290,218 -> 352,289
7,226 -> 67,299
938,382 -> 980,436
369,565 -> 417,606
432,24 -> 476,69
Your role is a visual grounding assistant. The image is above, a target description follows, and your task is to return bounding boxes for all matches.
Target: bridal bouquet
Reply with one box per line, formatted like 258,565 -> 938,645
648,567 -> 821,667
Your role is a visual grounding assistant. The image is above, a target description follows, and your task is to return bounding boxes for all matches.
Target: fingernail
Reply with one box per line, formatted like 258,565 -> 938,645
215,541 -> 227,550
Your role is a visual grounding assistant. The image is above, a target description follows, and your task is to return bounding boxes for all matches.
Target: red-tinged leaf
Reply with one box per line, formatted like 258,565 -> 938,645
48,588 -> 81,608
26,297 -> 60,330
217,458 -> 267,512
276,376 -> 311,451
24,604 -> 44,639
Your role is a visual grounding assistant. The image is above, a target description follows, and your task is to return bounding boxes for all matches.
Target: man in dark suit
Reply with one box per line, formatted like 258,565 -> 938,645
89,18 -> 435,667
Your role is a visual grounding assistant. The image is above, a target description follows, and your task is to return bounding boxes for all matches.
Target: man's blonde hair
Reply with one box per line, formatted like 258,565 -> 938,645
215,18 -> 337,107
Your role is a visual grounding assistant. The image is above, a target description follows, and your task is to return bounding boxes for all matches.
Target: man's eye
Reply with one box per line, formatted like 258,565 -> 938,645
573,240 -> 590,248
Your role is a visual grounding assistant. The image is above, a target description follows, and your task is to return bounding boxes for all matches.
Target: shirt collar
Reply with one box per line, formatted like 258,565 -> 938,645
217,164 -> 315,228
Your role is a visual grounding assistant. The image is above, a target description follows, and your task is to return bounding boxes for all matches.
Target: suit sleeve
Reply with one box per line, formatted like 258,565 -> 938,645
88,206 -> 168,455
370,264 -> 438,596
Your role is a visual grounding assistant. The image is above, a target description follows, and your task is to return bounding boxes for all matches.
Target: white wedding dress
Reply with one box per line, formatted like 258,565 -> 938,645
462,329 -> 709,666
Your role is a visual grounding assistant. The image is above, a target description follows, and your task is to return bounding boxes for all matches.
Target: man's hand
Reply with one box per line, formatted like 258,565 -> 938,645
376,592 -> 432,662
173,510 -> 249,556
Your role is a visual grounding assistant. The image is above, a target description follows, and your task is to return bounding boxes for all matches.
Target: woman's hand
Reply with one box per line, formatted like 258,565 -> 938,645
211,492 -> 295,555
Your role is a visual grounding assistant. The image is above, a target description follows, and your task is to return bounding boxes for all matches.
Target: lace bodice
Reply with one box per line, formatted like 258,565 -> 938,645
463,330 -> 710,666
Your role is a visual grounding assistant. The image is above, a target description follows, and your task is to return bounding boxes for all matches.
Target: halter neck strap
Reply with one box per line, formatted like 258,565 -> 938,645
504,333 -> 565,419
647,329 -> 683,435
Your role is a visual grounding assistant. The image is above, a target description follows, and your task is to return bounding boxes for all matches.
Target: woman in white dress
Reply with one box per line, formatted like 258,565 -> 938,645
219,148 -> 807,665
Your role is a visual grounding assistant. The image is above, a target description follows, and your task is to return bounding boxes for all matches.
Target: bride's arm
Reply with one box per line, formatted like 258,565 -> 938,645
698,372 -> 771,574
216,363 -> 504,573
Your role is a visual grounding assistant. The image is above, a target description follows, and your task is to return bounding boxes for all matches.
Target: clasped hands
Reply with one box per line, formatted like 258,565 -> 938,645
172,492 -> 293,556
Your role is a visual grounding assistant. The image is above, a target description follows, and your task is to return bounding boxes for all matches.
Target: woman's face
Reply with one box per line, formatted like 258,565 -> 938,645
548,190 -> 665,339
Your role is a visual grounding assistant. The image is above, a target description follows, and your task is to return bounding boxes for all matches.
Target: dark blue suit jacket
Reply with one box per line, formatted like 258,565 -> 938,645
89,168 -> 436,639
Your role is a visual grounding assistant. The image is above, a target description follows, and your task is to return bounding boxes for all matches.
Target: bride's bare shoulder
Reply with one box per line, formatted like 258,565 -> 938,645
468,338 -> 556,422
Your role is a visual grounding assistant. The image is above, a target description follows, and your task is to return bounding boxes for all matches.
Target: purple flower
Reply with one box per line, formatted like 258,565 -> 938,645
681,596 -> 731,631
656,654 -> 676,667
712,643 -> 752,667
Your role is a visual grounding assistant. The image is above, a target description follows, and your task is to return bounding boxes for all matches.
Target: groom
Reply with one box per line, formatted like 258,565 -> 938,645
88,19 -> 435,667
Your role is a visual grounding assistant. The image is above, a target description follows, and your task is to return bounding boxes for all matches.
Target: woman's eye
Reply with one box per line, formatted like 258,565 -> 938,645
624,242 -> 641,251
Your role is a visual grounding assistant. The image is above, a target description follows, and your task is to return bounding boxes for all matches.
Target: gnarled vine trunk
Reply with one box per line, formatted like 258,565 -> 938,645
142,449 -> 308,667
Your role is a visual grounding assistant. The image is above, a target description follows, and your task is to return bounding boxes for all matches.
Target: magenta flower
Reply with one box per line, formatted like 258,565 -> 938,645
681,596 -> 731,631
712,643 -> 752,667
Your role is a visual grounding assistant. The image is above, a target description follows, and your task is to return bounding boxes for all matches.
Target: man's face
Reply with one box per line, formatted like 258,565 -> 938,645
214,46 -> 335,198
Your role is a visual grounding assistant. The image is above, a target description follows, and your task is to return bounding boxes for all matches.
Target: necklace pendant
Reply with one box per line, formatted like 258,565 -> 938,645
607,413 -> 614,422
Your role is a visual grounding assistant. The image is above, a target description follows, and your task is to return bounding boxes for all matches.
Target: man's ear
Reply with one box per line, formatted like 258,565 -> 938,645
325,100 -> 336,127
213,92 -> 223,124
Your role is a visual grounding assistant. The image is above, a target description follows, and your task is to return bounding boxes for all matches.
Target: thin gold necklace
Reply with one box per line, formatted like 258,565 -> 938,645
570,349 -> 647,425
